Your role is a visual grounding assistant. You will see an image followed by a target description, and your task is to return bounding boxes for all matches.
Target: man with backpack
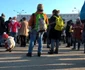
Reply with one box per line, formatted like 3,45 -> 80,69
48,9 -> 64,54
26,4 -> 49,57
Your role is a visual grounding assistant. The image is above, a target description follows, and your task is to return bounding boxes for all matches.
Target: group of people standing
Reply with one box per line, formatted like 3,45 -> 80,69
0,3 -> 85,57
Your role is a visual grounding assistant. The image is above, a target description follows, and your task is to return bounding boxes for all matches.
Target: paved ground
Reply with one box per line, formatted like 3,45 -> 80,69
0,43 -> 85,70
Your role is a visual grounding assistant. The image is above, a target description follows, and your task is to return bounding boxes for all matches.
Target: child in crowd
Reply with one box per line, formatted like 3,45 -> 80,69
3,32 -> 15,52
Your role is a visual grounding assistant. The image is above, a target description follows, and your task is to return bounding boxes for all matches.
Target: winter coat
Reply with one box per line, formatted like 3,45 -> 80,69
49,15 -> 62,40
9,20 -> 21,33
5,36 -> 15,49
19,20 -> 29,36
0,17 -> 6,35
5,20 -> 11,34
28,12 -> 49,29
72,24 -> 83,40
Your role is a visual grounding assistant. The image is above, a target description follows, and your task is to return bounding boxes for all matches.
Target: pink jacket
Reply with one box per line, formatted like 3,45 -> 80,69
9,20 -> 21,33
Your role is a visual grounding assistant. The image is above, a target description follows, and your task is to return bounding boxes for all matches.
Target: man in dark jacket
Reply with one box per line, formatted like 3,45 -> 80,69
0,13 -> 6,46
5,17 -> 12,34
65,20 -> 72,47
48,9 -> 64,54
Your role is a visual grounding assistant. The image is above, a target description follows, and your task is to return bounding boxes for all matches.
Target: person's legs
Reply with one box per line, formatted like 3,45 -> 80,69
72,38 -> 76,50
27,30 -> 37,57
47,38 -> 51,48
0,35 -> 4,47
66,37 -> 71,47
84,43 -> 85,53
48,39 -> 55,54
54,39 -> 60,54
77,40 -> 81,50
23,36 -> 27,47
37,32 -> 44,56
20,35 -> 23,47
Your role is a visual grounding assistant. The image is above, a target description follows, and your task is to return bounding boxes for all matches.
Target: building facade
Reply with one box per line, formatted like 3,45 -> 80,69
17,14 -> 79,22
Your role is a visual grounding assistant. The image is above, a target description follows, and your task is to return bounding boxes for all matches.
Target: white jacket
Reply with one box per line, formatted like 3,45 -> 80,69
5,36 -> 15,49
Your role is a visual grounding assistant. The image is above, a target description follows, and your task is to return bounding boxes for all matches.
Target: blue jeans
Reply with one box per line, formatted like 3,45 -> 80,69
28,30 -> 44,53
10,32 -> 17,41
51,39 -> 59,50
0,35 -> 4,46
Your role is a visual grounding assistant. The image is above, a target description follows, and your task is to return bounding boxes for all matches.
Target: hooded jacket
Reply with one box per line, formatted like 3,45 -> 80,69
9,20 -> 21,33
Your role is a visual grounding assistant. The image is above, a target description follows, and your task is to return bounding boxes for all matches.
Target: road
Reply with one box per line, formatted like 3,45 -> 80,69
0,43 -> 85,70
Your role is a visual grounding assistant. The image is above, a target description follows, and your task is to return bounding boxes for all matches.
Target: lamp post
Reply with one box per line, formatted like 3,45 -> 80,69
72,7 -> 80,14
13,10 -> 27,15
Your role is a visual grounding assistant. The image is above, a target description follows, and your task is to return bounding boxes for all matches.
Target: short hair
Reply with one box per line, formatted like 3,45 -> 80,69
22,17 -> 26,20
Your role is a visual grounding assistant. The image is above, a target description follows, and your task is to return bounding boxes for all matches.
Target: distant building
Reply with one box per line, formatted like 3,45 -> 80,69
17,14 -> 79,22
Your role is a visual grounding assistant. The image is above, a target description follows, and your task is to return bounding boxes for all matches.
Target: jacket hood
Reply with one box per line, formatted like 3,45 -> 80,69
12,20 -> 17,24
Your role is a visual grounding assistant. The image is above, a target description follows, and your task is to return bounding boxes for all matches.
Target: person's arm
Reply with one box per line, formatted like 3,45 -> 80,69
45,14 -> 49,25
49,16 -> 56,25
29,14 -> 35,27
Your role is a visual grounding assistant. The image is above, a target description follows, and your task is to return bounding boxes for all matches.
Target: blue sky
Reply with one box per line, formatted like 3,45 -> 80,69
0,0 -> 84,20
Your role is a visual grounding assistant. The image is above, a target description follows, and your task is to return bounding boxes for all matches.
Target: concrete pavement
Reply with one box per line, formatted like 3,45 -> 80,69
0,44 -> 85,70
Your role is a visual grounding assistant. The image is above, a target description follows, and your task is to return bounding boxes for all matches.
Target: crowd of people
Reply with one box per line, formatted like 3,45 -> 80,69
0,4 -> 85,57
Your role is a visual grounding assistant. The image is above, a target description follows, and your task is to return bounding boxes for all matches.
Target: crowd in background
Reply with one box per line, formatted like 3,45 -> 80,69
0,4 -> 85,57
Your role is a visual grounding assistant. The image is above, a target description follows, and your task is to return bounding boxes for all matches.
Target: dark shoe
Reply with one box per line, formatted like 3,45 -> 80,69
84,51 -> 85,54
38,53 -> 41,57
77,48 -> 80,51
72,48 -> 76,50
5,49 -> 9,51
9,48 -> 12,52
54,48 -> 58,54
26,53 -> 32,57
66,46 -> 70,47
47,45 -> 50,48
48,50 -> 54,54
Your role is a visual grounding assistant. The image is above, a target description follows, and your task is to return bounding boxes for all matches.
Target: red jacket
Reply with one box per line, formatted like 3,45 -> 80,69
9,20 -> 21,33
72,24 -> 83,40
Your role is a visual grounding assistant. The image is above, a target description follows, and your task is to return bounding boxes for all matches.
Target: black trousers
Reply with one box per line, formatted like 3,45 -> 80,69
20,35 -> 27,47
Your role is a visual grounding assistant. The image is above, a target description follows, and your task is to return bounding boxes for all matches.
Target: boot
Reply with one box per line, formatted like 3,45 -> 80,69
37,52 -> 41,57
26,53 -> 32,57
66,43 -> 70,47
48,49 -> 54,54
54,48 -> 58,54
72,47 -> 76,50
84,43 -> 85,53
77,43 -> 80,51
9,48 -> 12,52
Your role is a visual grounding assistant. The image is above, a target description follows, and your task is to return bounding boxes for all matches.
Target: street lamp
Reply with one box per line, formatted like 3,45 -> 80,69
72,7 -> 80,14
13,10 -> 27,15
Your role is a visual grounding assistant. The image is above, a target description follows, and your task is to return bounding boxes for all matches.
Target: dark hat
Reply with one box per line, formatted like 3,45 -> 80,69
9,17 -> 12,20
52,9 -> 60,14
37,4 -> 43,11
52,9 -> 57,13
